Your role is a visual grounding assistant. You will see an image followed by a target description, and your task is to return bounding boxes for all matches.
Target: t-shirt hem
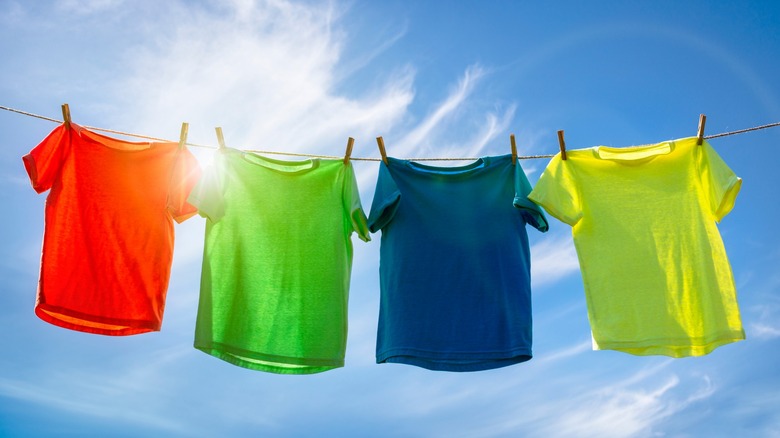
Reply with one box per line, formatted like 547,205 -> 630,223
376,347 -> 532,372
195,341 -> 344,374
35,304 -> 160,336
593,330 -> 746,357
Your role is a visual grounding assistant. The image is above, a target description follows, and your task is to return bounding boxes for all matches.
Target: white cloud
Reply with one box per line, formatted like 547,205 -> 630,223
451,362 -> 715,438
533,339 -> 591,365
0,379 -> 191,434
742,273 -> 780,340
431,103 -> 517,159
0,345 -> 199,436
530,232 -> 580,288
110,0 -> 415,156
394,64 -> 487,157
545,374 -> 714,438
750,323 -> 780,340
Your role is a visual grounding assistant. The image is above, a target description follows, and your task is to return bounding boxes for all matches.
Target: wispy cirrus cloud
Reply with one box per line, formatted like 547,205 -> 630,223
530,232 -> 580,288
431,103 -> 517,159
750,323 -> 780,340
110,0 -> 415,155
0,345 -> 199,436
444,361 -> 715,438
102,0 -> 526,204
362,62 -> 516,163
532,339 -> 591,365
540,374 -> 714,438
741,272 -> 780,340
338,347 -> 717,438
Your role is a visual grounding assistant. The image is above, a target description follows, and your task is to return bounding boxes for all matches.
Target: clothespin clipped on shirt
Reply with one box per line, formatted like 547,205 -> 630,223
215,127 -> 227,150
696,114 -> 707,145
61,104 -> 71,129
557,130 -> 568,160
376,136 -> 389,165
510,134 -> 518,165
178,123 -> 189,150
344,137 -> 355,165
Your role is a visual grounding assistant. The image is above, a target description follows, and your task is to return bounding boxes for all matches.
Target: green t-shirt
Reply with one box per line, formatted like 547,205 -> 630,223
188,149 -> 370,374
529,137 -> 744,357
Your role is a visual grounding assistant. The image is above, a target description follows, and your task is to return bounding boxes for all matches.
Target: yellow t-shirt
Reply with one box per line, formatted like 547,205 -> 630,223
529,137 -> 744,357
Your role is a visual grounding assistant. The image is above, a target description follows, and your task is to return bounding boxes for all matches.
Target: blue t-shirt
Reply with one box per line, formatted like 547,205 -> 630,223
368,155 -> 548,371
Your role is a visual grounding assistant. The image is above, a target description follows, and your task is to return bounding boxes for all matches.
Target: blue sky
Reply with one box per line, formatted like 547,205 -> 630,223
1,1 -> 779,436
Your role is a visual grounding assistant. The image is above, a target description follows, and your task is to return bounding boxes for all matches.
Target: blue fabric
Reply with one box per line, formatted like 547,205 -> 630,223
368,154 -> 548,372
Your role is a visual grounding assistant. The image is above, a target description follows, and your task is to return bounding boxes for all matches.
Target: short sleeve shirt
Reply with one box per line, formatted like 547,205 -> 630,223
528,137 -> 744,357
23,124 -> 201,335
368,155 -> 548,372
188,149 -> 369,374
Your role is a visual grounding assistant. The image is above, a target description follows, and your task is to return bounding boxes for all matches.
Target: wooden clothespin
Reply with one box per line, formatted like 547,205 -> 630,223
696,114 -> 707,145
178,122 -> 189,150
510,134 -> 518,165
376,136 -> 388,165
557,130 -> 568,160
215,127 -> 226,150
344,137 -> 355,165
61,103 -> 71,129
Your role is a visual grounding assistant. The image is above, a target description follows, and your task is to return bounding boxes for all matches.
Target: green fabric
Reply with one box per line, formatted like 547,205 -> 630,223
529,137 -> 744,357
188,149 -> 369,374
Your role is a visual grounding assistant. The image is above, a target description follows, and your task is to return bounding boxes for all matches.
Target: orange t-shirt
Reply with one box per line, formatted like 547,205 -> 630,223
23,123 -> 201,335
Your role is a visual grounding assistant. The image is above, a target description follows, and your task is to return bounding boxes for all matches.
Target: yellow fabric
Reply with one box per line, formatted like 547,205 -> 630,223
529,137 -> 744,357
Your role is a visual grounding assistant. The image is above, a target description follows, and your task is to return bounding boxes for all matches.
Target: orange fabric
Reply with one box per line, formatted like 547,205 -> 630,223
23,124 -> 201,335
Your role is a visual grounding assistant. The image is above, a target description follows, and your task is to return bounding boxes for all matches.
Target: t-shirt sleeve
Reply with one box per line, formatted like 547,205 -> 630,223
22,124 -> 70,194
697,140 -> 741,222
513,163 -> 549,232
367,162 -> 401,233
186,154 -> 226,223
343,163 -> 371,242
168,147 -> 202,223
527,154 -> 583,227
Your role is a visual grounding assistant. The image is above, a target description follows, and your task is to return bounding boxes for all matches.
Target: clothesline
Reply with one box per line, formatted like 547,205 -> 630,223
2,104 -> 779,162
